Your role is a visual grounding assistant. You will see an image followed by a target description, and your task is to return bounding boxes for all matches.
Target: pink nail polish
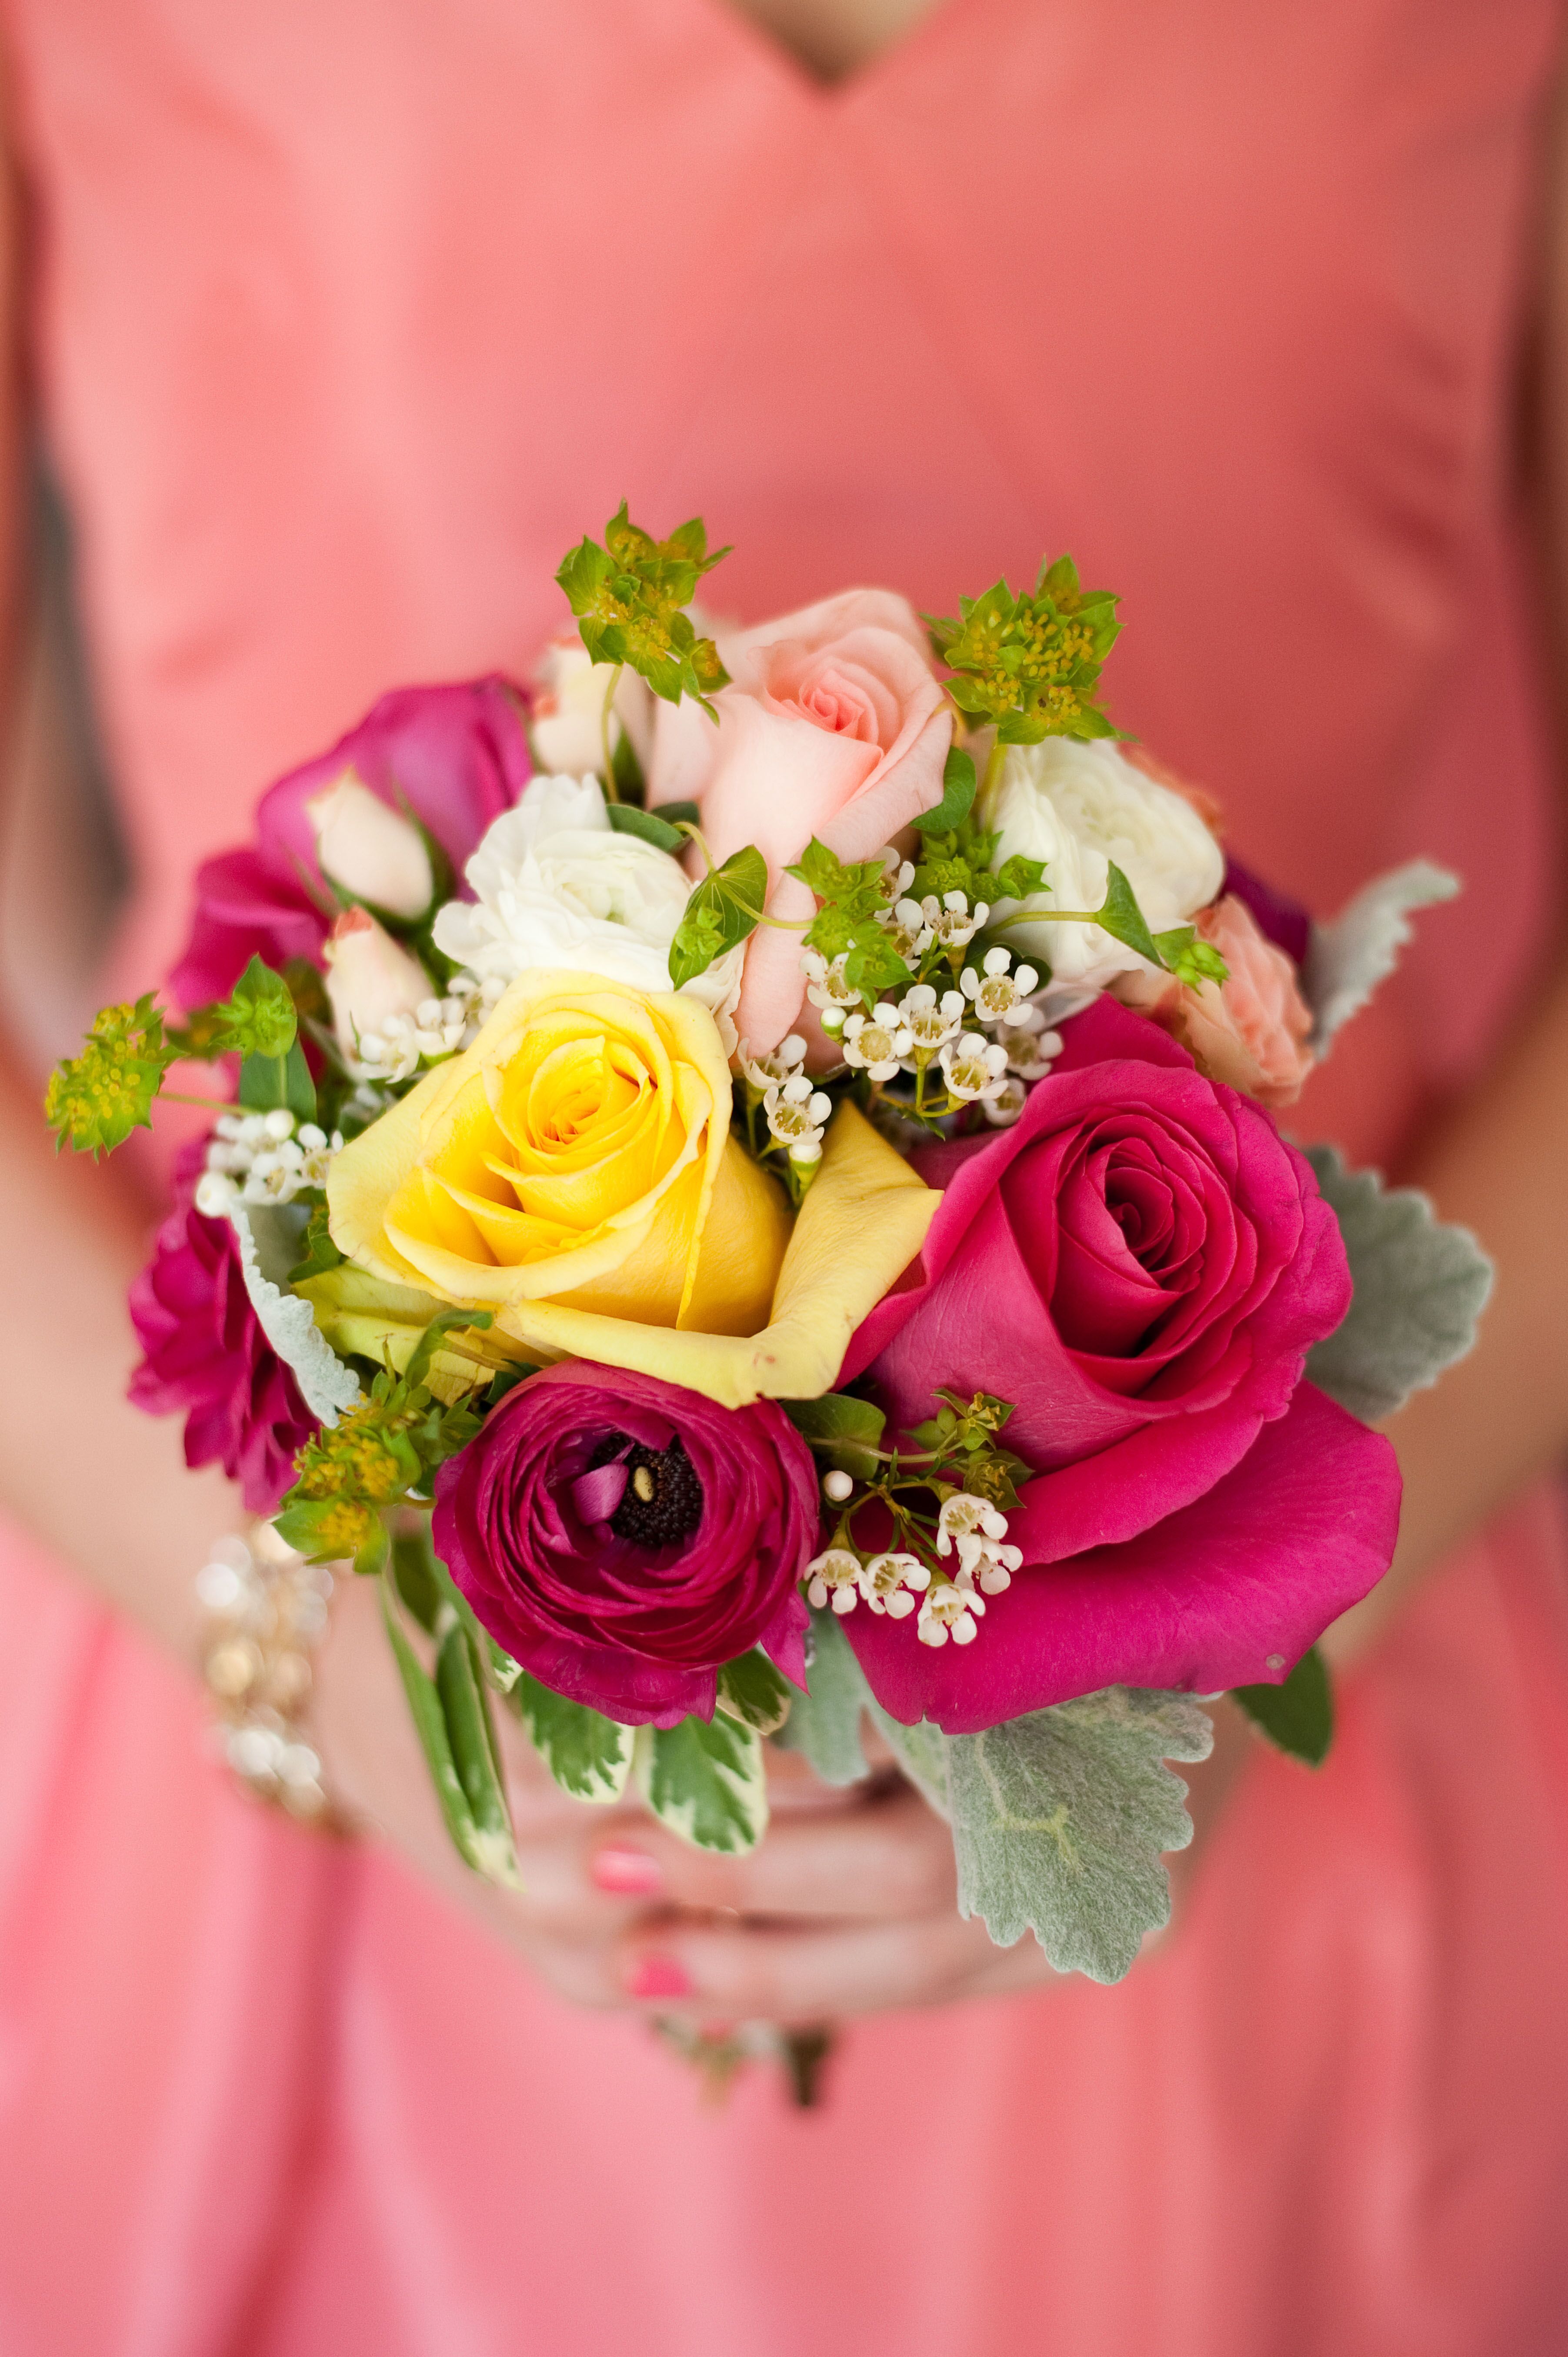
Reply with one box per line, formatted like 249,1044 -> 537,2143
625,1953 -> 692,2000
591,1845 -> 663,1897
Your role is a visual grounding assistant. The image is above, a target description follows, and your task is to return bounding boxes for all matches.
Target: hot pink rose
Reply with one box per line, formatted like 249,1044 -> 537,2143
1115,894 -> 1316,1109
647,590 -> 952,1056
840,998 -> 1398,1732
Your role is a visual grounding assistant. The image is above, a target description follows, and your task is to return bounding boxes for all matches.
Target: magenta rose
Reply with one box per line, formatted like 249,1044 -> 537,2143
432,1364 -> 818,1727
841,997 -> 1399,1731
128,1140 -> 316,1513
168,676 -> 533,1010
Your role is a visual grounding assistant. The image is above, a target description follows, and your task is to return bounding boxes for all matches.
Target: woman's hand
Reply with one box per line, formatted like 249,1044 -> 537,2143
314,1574 -> 1256,2026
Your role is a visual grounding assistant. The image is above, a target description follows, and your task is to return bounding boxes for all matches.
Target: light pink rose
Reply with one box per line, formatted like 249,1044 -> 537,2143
1114,893 -> 1315,1109
647,590 -> 952,1056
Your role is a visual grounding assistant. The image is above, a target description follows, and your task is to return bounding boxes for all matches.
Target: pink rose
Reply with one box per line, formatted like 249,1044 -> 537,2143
647,591 -> 952,1056
840,998 -> 1398,1732
1115,893 -> 1315,1109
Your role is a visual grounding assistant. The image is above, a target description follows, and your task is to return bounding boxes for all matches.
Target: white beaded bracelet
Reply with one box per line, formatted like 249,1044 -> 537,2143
196,1523 -> 337,1823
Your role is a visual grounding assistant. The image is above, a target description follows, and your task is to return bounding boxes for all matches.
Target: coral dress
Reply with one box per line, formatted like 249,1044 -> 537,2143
3,2 -> 1568,2350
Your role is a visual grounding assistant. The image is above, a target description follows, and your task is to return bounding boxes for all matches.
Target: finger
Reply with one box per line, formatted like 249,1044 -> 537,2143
584,1784 -> 958,1922
617,1907 -> 1059,2024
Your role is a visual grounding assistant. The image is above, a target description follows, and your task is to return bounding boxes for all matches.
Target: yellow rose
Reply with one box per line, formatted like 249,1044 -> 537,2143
322,969 -> 939,1408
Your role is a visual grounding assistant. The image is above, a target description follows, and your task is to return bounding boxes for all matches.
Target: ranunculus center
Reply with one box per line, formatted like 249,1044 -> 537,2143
589,1431 -> 705,1548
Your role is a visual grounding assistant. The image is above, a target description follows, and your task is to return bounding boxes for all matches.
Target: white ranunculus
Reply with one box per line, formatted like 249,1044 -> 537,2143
305,774 -> 435,919
528,633 -> 655,778
985,738 -> 1224,989
431,773 -> 741,1031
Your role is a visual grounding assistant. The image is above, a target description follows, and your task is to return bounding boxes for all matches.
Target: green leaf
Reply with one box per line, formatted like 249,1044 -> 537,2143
667,844 -> 768,988
991,853 -> 1048,902
404,1305 -> 494,1396
1092,861 -> 1162,967
781,1391 -> 886,1481
635,1713 -> 768,1853
606,801 -> 686,854
211,955 -> 298,1060
911,745 -> 977,835
1152,926 -> 1229,987
649,799 -> 701,829
1302,1145 -> 1493,1423
44,993 -> 178,1157
941,1688 -> 1213,1983
841,930 -> 913,1000
238,1038 -> 317,1124
784,837 -> 878,901
1231,1646 -> 1333,1767
772,1607 -> 871,1786
390,1523 -> 443,1633
511,1672 -> 634,1804
287,1199 -> 344,1286
434,1606 -> 521,1884
380,1578 -> 493,1876
716,1649 -> 795,1735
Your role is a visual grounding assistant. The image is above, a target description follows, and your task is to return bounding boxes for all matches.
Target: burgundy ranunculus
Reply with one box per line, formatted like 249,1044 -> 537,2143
841,997 -> 1399,1732
168,677 -> 533,1010
127,1141 -> 316,1513
433,1364 -> 818,1727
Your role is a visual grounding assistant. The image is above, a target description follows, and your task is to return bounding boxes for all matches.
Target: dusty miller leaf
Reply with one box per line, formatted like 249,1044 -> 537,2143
771,1606 -> 871,1786
943,1688 -> 1212,1983
1303,1143 -> 1492,1422
1304,860 -> 1458,1053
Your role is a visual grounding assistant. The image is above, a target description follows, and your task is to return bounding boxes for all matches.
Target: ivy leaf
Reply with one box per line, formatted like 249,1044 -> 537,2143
667,844 -> 768,988
1231,1646 -> 1333,1766
781,1391 -> 886,1480
1302,1144 -> 1493,1422
942,1688 -> 1213,1983
511,1671 -> 634,1804
911,745 -> 977,835
772,1607 -> 872,1786
44,993 -> 177,1157
991,853 -> 1048,901
1152,926 -> 1229,988
716,1649 -> 796,1735
606,801 -> 687,854
1092,861 -> 1163,967
635,1713 -> 768,1853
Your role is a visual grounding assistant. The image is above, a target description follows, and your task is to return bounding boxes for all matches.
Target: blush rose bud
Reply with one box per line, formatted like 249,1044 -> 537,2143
305,773 -> 435,919
324,907 -> 432,1054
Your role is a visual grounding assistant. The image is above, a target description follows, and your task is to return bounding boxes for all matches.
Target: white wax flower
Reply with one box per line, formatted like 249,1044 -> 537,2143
431,773 -> 740,1026
324,907 -> 432,1053
985,738 -> 1224,988
528,632 -> 654,776
305,773 -> 434,919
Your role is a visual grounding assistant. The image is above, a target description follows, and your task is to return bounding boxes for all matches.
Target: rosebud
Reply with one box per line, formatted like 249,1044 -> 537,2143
305,773 -> 434,919
529,632 -> 654,777
324,908 -> 432,1053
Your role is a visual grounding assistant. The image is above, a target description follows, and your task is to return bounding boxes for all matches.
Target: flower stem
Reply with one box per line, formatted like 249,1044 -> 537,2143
600,663 -> 624,801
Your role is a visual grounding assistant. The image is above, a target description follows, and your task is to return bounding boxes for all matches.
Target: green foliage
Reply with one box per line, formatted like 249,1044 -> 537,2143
45,993 -> 177,1157
991,853 -> 1048,902
276,1309 -> 494,1564
210,955 -> 298,1060
942,1688 -> 1213,1981
906,1389 -> 1032,1510
238,1039 -> 317,1124
927,553 -> 1121,745
911,745 -> 978,835
287,1200 -> 344,1286
1152,927 -> 1229,989
668,843 -> 769,988
1092,860 -> 1163,966
781,1391 -> 887,1481
786,837 -> 914,1001
606,801 -> 687,853
771,1606 -> 872,1787
381,1578 -> 520,1886
1302,1145 -> 1494,1424
555,503 -> 731,715
512,1672 -> 635,1803
716,1649 -> 796,1735
1231,1645 -> 1333,1766
635,1712 -> 769,1853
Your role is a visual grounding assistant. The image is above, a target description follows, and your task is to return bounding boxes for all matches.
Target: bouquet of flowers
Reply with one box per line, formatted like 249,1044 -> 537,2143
49,509 -> 1491,2001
